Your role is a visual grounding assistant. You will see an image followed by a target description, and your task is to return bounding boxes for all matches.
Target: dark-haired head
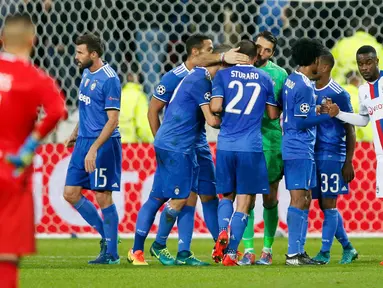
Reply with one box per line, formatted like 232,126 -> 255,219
235,40 -> 258,64
291,38 -> 324,79
312,49 -> 335,81
255,31 -> 277,67
185,34 -> 213,57
75,33 -> 104,70
356,45 -> 379,82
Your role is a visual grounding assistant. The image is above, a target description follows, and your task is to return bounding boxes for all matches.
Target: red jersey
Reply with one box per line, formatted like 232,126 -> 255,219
0,52 -> 66,154
0,52 -> 66,256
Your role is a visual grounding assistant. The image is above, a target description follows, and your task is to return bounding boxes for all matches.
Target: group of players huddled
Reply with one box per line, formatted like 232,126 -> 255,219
2,15 -> 383,287
127,33 -> 363,267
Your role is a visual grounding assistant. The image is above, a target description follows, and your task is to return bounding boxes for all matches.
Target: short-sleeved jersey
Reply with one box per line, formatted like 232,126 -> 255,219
260,61 -> 288,151
153,63 -> 209,148
358,70 -> 383,156
154,67 -> 211,154
0,52 -> 65,154
282,71 -> 317,160
212,64 -> 276,152
314,79 -> 353,162
78,63 -> 121,138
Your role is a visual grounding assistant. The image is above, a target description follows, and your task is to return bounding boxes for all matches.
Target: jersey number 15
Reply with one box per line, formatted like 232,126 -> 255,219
226,80 -> 261,115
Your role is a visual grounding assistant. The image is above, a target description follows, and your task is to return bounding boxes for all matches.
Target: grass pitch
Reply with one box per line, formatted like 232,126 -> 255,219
21,238 -> 383,288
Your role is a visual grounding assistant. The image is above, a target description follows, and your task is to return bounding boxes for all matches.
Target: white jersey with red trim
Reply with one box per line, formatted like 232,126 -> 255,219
358,71 -> 383,157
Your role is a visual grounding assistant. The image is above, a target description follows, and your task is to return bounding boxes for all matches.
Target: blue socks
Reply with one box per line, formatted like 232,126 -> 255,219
202,198 -> 219,241
321,209 -> 338,253
335,210 -> 351,249
177,205 -> 195,252
155,203 -> 181,246
300,209 -> 309,254
287,206 -> 305,255
133,197 -> 163,252
218,199 -> 233,233
74,196 -> 105,238
102,204 -> 119,258
227,212 -> 248,254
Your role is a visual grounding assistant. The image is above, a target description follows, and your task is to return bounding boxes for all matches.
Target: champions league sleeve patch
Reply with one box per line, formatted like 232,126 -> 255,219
300,103 -> 310,114
156,85 -> 166,95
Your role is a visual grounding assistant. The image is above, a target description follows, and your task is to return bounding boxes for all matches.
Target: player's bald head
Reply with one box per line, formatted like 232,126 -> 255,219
1,13 -> 35,48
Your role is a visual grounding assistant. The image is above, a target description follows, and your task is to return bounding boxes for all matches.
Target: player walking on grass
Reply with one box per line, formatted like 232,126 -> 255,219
0,13 -> 66,287
311,51 -> 358,264
129,35 -> 248,266
328,45 -> 383,264
282,38 -> 337,266
63,34 -> 122,265
145,56 -> 223,266
238,31 -> 288,266
210,40 -> 279,266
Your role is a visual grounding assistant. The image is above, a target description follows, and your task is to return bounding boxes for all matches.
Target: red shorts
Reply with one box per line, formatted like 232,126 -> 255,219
0,161 -> 35,256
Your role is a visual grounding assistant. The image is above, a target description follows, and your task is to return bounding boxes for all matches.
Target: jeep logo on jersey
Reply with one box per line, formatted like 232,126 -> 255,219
156,85 -> 166,95
300,103 -> 310,113
204,92 -> 211,101
79,93 -> 91,105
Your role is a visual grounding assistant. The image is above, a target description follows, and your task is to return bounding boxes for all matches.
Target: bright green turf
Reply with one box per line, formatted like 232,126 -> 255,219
21,238 -> 383,288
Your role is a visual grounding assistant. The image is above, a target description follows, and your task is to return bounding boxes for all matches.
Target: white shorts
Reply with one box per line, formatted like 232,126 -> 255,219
376,155 -> 383,198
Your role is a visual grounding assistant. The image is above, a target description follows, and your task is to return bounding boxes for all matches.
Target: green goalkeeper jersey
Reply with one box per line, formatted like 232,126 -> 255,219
259,60 -> 288,151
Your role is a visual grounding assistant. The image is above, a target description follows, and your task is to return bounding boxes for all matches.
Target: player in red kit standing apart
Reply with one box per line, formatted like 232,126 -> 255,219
0,13 -> 66,288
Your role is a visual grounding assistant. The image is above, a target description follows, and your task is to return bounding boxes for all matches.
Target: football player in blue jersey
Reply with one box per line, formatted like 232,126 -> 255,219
210,40 -> 280,266
310,51 -> 358,264
63,34 -> 122,265
144,49 -> 226,266
282,38 -> 337,266
129,35 -> 247,266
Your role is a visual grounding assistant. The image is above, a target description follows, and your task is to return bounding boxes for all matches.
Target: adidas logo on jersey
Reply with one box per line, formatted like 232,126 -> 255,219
341,186 -> 348,192
79,92 -> 91,105
112,182 -> 119,188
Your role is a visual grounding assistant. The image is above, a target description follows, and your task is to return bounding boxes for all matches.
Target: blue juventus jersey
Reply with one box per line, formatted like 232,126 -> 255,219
154,67 -> 212,154
314,79 -> 353,161
78,63 -> 121,138
153,63 -> 208,148
212,64 -> 276,152
282,71 -> 317,160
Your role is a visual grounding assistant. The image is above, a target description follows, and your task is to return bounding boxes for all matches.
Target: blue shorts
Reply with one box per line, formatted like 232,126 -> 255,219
65,137 -> 122,191
312,160 -> 349,199
151,147 -> 198,199
216,150 -> 269,195
284,159 -> 316,191
195,145 -> 216,196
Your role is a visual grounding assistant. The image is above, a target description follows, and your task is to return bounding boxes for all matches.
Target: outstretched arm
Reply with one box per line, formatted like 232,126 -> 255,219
193,47 -> 249,66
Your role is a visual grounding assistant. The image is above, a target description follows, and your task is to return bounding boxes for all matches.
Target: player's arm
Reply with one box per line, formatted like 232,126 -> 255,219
64,122 -> 78,148
265,76 -> 280,120
6,76 -> 66,175
85,77 -> 121,173
147,97 -> 166,137
294,86 -> 333,130
210,71 -> 224,115
201,104 -> 221,128
193,47 -> 249,66
343,123 -> 356,183
330,89 -> 370,127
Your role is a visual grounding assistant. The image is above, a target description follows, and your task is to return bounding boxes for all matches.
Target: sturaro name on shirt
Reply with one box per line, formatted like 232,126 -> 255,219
230,71 -> 259,80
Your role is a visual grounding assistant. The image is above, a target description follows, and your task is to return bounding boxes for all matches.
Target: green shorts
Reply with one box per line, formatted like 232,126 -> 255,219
264,150 -> 283,184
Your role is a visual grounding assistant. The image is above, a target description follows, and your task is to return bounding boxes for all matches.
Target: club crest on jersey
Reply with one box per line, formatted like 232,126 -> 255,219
84,79 -> 90,87
204,92 -> 211,101
174,187 -> 180,195
156,85 -> 166,95
300,103 -> 310,113
90,81 -> 97,91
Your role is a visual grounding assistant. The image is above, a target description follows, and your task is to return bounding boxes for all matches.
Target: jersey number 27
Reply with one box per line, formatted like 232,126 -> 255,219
226,80 -> 261,115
